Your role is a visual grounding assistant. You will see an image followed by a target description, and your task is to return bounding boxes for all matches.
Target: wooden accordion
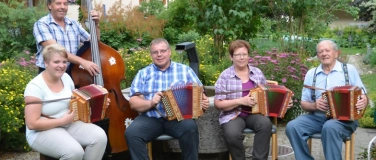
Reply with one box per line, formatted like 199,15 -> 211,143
246,84 -> 293,119
69,84 -> 108,123
161,83 -> 203,121
322,85 -> 364,121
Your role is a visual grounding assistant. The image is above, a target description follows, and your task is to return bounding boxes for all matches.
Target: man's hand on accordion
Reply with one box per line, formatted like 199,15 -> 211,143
356,94 -> 368,110
315,97 -> 330,112
201,93 -> 209,110
151,92 -> 163,108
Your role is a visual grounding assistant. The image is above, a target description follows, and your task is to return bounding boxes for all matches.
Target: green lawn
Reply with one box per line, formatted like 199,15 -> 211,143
341,47 -> 367,56
361,74 -> 376,100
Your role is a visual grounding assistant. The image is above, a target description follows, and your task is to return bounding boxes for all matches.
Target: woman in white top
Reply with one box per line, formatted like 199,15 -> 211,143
24,44 -> 107,160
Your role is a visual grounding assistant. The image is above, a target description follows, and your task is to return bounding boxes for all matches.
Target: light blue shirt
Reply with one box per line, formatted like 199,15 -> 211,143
301,60 -> 366,116
130,61 -> 203,118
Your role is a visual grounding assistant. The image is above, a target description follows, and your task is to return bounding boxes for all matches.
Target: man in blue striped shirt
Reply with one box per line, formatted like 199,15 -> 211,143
33,0 -> 100,76
125,38 -> 209,160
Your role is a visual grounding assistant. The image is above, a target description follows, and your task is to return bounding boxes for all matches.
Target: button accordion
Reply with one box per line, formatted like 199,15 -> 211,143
161,83 -> 203,121
322,85 -> 364,121
69,84 -> 108,123
246,84 -> 293,118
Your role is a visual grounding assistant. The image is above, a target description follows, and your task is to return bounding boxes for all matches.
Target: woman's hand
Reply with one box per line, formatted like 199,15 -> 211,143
60,110 -> 75,125
106,98 -> 111,108
239,93 -> 257,107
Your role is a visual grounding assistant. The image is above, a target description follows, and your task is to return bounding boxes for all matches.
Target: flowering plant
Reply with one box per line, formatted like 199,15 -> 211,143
0,51 -> 37,151
249,49 -> 309,121
123,49 -> 153,87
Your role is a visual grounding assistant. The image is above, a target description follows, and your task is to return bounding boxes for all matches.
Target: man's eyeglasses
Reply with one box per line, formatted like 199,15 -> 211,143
233,53 -> 249,58
151,49 -> 169,55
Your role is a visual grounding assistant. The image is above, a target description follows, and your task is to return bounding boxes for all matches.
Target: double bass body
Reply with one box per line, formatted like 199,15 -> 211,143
71,41 -> 138,156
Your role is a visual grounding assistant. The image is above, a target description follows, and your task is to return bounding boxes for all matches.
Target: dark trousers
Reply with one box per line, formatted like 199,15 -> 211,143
125,115 -> 199,160
38,67 -> 45,74
222,114 -> 272,160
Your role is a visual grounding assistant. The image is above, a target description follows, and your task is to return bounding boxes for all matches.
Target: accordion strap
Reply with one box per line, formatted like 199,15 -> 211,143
303,85 -> 325,91
310,63 -> 349,101
25,96 -> 75,106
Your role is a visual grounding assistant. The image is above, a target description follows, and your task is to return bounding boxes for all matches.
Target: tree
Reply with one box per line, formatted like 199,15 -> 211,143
263,0 -> 359,54
188,0 -> 266,58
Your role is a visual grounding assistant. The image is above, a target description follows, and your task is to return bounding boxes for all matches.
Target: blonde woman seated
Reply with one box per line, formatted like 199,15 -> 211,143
23,44 -> 107,160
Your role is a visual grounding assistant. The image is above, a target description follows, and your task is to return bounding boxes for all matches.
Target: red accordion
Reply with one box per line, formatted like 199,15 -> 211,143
161,83 -> 203,121
322,85 -> 364,121
69,84 -> 108,123
245,84 -> 293,118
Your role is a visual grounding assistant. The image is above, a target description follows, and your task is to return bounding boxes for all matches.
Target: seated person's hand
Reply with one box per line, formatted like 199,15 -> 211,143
201,94 -> 209,110
241,93 -> 257,107
106,98 -> 111,108
356,94 -> 368,110
61,110 -> 75,125
151,92 -> 163,108
287,98 -> 293,109
315,97 -> 329,112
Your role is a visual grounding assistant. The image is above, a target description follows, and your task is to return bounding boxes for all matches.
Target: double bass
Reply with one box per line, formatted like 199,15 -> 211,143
70,0 -> 138,158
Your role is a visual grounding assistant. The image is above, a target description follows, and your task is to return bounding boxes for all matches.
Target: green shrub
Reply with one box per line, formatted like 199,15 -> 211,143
0,53 -> 37,151
163,27 -> 180,44
0,0 -> 47,61
178,30 -> 201,43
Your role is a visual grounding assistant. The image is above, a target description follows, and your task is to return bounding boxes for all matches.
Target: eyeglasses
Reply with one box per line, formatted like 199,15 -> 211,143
151,49 -> 169,55
233,53 -> 249,58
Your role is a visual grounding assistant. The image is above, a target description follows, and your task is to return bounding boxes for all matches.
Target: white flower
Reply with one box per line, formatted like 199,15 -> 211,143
124,118 -> 133,128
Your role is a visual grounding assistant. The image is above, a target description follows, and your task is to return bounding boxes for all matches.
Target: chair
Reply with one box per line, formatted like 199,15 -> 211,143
307,133 -> 355,160
147,134 -> 175,160
229,125 -> 278,160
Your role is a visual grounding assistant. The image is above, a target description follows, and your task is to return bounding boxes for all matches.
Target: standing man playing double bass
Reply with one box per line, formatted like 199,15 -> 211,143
33,0 -> 100,76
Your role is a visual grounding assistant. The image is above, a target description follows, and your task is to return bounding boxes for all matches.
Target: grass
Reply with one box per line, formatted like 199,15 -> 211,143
361,74 -> 376,100
341,47 -> 367,56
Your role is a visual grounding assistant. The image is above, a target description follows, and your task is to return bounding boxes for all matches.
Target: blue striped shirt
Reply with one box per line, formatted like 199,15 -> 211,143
130,61 -> 203,118
33,13 -> 90,68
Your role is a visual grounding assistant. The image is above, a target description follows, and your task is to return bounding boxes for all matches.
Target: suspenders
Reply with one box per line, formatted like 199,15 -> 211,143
310,63 -> 349,101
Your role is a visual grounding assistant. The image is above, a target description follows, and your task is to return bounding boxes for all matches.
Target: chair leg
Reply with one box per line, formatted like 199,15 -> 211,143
308,138 -> 312,154
272,133 -> 277,160
350,133 -> 355,160
147,142 -> 153,160
345,138 -> 350,160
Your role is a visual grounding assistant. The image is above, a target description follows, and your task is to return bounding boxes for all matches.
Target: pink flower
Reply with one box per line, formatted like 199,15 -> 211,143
23,50 -> 31,55
279,53 -> 288,58
282,77 -> 287,83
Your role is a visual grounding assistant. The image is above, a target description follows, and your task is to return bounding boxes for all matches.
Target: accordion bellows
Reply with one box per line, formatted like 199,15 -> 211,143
69,84 -> 108,123
161,83 -> 203,121
248,84 -> 292,119
322,85 -> 364,121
